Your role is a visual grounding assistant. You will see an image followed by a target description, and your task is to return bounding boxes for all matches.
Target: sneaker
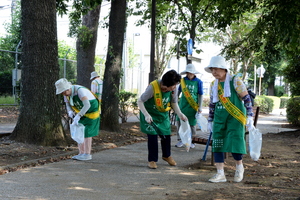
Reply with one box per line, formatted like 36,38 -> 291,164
71,154 -> 83,160
190,143 -> 196,149
162,156 -> 177,166
234,168 -> 244,182
175,141 -> 184,148
208,173 -> 227,183
76,154 -> 92,161
148,161 -> 157,169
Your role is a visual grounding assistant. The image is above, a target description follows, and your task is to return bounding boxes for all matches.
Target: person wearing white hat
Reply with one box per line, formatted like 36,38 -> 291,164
204,55 -> 255,183
55,78 -> 100,161
175,63 -> 203,149
90,71 -> 103,102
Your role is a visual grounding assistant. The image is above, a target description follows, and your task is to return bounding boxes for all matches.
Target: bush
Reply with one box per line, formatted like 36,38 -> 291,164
255,96 -> 274,114
279,97 -> 290,109
0,96 -> 15,104
286,97 -> 300,126
202,96 -> 210,107
266,96 -> 280,109
274,85 -> 285,97
118,90 -> 137,123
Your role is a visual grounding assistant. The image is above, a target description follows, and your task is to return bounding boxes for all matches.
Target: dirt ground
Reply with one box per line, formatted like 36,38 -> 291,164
1,107 -> 300,199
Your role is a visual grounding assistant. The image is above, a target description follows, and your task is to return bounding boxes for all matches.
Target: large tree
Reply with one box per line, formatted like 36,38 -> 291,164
11,0 -> 65,145
76,4 -> 102,88
101,0 -> 127,132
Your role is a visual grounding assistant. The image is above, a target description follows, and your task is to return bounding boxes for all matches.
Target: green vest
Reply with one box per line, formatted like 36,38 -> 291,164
212,79 -> 247,154
72,94 -> 100,138
179,79 -> 198,126
140,90 -> 172,135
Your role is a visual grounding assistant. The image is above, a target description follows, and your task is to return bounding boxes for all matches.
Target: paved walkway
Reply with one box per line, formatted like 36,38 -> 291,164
0,109 -> 298,200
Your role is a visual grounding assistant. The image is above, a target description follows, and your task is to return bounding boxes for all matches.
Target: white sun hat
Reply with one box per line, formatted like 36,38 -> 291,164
204,56 -> 228,73
55,78 -> 72,94
180,63 -> 200,75
90,71 -> 99,80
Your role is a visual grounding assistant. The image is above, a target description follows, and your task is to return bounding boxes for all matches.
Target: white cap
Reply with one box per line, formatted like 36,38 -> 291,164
55,78 -> 72,94
180,64 -> 200,75
204,56 -> 228,73
90,71 -> 99,80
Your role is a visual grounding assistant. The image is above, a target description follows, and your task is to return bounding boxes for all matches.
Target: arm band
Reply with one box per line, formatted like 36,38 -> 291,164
242,94 -> 254,117
78,99 -> 91,117
208,102 -> 215,122
171,102 -> 183,116
198,94 -> 203,111
137,98 -> 150,117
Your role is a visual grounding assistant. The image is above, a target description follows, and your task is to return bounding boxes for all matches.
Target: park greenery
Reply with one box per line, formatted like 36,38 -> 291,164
0,0 -> 300,145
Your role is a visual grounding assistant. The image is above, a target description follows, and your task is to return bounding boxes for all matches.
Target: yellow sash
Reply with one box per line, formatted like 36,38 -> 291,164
180,78 -> 199,111
218,83 -> 246,125
67,89 -> 100,120
150,80 -> 171,112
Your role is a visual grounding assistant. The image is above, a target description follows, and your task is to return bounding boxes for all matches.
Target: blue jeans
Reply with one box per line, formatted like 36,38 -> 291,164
214,152 -> 243,163
147,134 -> 171,162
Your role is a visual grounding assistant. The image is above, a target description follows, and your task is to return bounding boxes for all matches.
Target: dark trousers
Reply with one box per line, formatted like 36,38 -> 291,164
147,134 -> 171,162
214,152 -> 243,163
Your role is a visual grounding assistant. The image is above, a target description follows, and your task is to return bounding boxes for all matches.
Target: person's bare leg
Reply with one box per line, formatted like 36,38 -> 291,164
84,137 -> 92,154
78,143 -> 84,154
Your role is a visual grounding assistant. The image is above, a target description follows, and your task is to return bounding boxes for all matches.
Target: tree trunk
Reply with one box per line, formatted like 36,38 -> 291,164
76,5 -> 101,88
101,0 -> 127,132
11,0 -> 65,146
267,79 -> 275,95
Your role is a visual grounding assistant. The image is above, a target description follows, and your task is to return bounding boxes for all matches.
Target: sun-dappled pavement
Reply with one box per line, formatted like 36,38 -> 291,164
0,107 -> 299,199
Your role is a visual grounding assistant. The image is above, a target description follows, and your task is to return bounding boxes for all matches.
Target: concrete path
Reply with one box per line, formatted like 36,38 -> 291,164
0,108 -> 298,200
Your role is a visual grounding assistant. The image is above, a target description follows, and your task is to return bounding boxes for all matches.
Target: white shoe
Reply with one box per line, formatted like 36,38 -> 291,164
209,173 -> 227,183
72,154 -> 83,160
190,143 -> 195,149
234,168 -> 244,182
76,154 -> 92,161
175,141 -> 184,148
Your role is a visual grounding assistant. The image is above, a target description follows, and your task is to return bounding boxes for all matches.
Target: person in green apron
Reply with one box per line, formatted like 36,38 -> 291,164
204,56 -> 255,183
90,71 -> 103,102
175,63 -> 203,149
137,70 -> 187,169
55,78 -> 100,161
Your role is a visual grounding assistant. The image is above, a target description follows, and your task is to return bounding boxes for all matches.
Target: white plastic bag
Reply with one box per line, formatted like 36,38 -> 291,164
249,127 -> 262,161
70,123 -> 85,144
195,113 -> 208,133
178,119 -> 192,152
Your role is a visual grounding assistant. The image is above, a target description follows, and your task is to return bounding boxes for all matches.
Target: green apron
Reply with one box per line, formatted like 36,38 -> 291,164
94,79 -> 102,99
178,79 -> 198,126
140,89 -> 172,136
212,80 -> 247,154
72,95 -> 100,138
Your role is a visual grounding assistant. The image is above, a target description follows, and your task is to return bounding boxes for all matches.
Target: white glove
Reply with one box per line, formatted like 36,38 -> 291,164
145,114 -> 153,124
246,116 -> 255,131
197,107 -> 202,113
72,114 -> 81,126
207,122 -> 213,133
68,111 -> 75,118
178,113 -> 187,122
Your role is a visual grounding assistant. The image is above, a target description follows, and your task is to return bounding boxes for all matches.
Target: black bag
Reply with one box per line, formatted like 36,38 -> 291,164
248,89 -> 256,106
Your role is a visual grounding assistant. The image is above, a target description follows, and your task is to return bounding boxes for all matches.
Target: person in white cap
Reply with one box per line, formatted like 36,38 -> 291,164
137,70 -> 187,169
55,78 -> 100,161
175,63 -> 203,148
204,55 -> 255,183
90,71 -> 103,102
